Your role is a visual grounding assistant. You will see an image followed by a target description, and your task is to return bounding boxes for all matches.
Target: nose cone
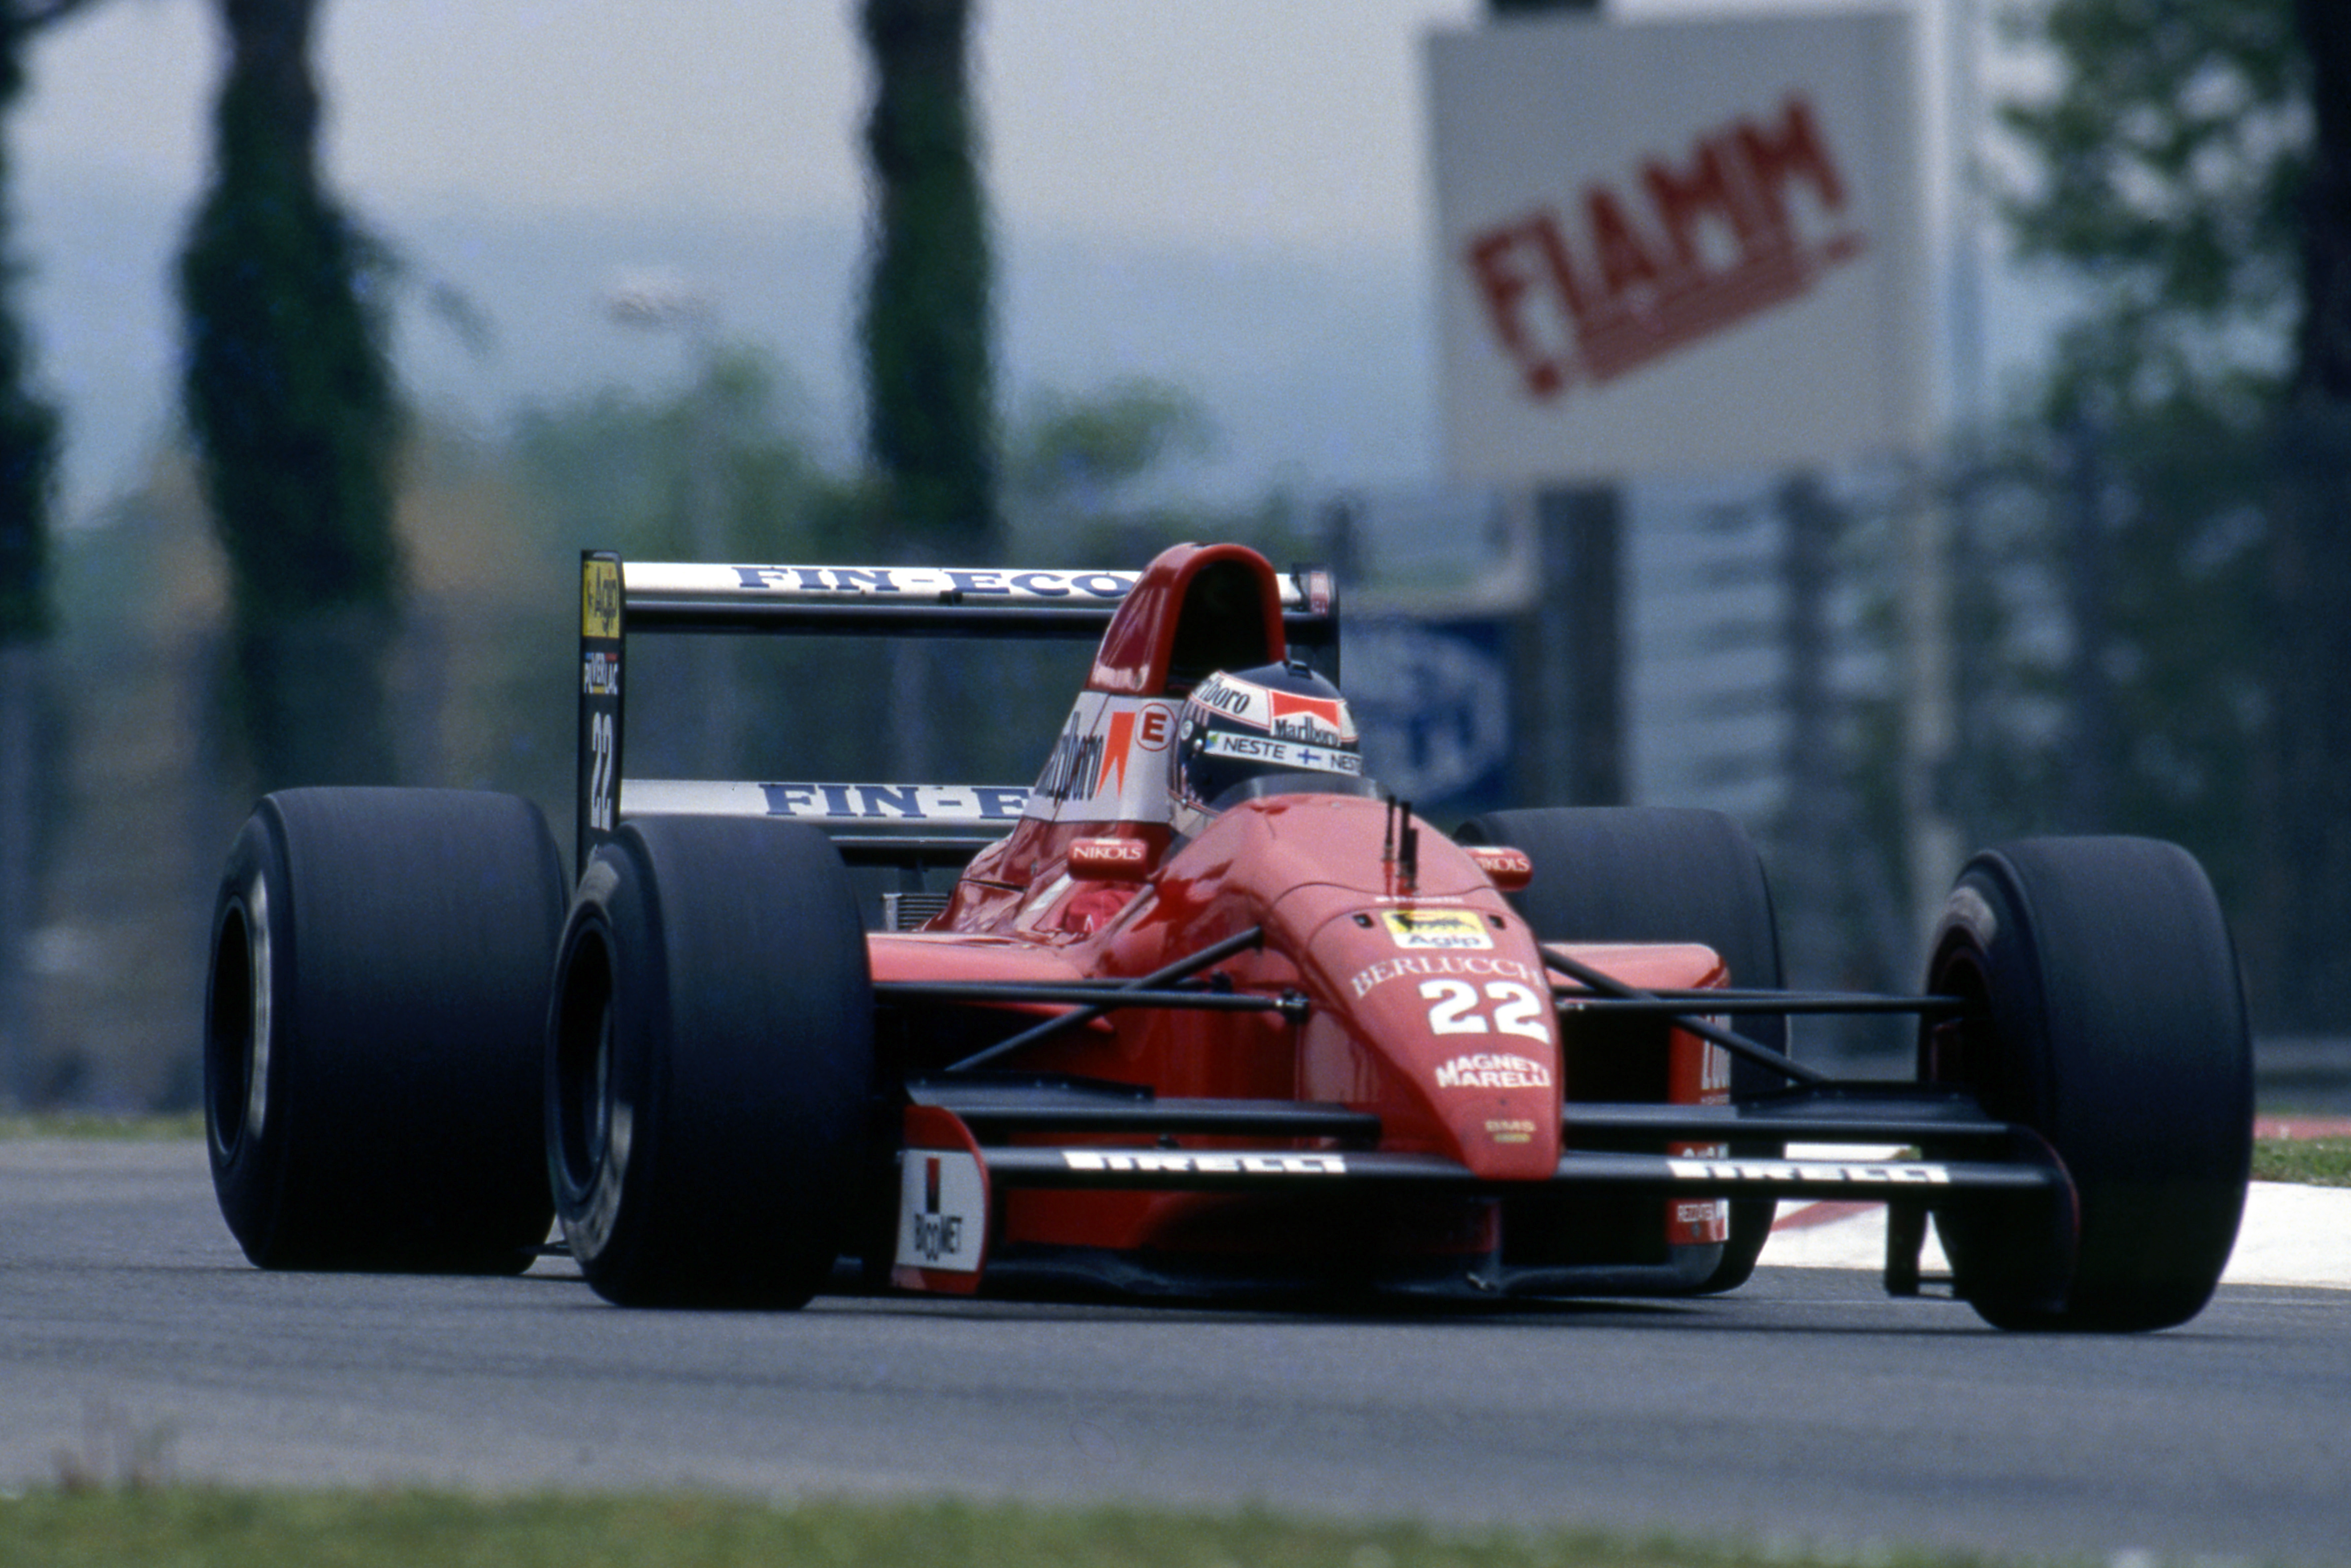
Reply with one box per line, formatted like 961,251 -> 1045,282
1306,903 -> 1563,1180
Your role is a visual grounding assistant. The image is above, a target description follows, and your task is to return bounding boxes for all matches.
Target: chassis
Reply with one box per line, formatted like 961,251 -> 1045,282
202,543 -> 2253,1331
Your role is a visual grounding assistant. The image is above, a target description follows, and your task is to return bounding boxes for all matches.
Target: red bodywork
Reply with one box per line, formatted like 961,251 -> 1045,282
863,543 -> 1729,1290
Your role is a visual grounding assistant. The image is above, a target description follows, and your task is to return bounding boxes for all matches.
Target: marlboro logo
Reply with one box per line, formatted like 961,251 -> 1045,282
1269,690 -> 1346,734
1464,94 -> 1865,398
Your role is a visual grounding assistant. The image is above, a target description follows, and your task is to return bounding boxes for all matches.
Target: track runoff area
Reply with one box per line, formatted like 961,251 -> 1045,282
1767,1115 -> 2351,1288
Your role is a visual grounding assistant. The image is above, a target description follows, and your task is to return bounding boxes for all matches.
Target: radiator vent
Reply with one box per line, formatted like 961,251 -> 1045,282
881,891 -> 954,932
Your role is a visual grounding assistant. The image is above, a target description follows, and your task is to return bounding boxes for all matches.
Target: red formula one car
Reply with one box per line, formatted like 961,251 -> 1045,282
202,542 -> 2253,1331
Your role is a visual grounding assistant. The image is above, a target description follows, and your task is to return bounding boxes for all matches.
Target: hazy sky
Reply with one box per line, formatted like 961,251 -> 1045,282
13,0 -> 1971,514
20,0 -> 1902,255
25,0 -> 1476,256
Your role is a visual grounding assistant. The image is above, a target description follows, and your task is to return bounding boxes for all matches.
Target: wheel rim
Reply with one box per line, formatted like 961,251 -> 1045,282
554,930 -> 614,1192
207,881 -> 272,1159
554,928 -> 633,1259
1921,943 -> 2003,1116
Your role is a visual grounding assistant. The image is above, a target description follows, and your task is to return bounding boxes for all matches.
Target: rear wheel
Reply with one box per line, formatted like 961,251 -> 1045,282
205,788 -> 564,1272
1458,807 -> 1789,1294
547,816 -> 873,1308
1923,837 -> 2250,1332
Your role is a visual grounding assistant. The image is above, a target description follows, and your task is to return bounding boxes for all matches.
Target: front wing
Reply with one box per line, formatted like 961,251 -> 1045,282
887,1080 -> 2072,1298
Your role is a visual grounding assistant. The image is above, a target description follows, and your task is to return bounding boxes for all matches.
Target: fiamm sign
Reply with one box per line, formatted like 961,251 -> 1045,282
1465,96 -> 1863,397
1427,10 -> 1928,482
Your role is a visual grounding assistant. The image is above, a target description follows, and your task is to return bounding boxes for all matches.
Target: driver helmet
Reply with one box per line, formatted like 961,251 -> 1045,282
1169,659 -> 1366,838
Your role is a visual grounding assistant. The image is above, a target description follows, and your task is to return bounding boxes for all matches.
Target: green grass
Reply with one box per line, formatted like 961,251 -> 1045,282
0,1112 -> 204,1141
2252,1136 -> 2351,1187
0,1491 -> 2061,1568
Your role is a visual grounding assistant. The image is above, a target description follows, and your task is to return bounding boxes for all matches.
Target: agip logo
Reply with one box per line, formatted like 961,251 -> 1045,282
582,559 -> 621,639
1463,95 -> 1864,400
1382,909 -> 1493,951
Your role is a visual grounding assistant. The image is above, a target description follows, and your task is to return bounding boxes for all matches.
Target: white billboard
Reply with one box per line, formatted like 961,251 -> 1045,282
1427,9 -> 1929,483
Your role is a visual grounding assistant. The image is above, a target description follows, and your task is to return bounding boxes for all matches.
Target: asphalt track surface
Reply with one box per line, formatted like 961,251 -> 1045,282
4,1141 -> 2348,1564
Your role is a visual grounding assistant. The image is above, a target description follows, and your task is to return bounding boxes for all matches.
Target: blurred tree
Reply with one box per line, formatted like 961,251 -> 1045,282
179,0 -> 399,789
2269,0 -> 2351,1027
508,347 -> 837,567
858,0 -> 994,554
858,0 -> 994,781
0,0 -> 107,645
2297,0 -> 2351,405
1998,0 -> 2351,1027
507,350 -> 890,781
2,0 -> 108,1110
1002,376 -> 1320,571
1005,378 -> 1212,527
2001,0 -> 2305,400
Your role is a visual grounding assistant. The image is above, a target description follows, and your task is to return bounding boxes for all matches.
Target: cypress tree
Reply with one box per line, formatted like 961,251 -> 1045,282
859,0 -> 995,553
2270,0 -> 2351,1026
179,0 -> 398,786
1,0 -> 104,1113
0,1 -> 101,645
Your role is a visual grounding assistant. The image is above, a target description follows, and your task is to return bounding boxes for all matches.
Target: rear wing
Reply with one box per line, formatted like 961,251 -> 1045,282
576,552 -> 1341,878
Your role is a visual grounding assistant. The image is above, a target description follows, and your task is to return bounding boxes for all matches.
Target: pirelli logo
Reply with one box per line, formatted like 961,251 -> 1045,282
1061,1151 -> 1347,1176
1666,1158 -> 1952,1186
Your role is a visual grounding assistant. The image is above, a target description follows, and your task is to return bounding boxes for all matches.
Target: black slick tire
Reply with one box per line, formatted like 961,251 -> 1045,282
1458,806 -> 1789,1294
1922,837 -> 2250,1332
546,816 -> 873,1308
205,788 -> 565,1272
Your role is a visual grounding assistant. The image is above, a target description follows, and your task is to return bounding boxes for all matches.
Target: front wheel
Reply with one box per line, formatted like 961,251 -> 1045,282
547,816 -> 874,1308
1923,837 -> 2251,1332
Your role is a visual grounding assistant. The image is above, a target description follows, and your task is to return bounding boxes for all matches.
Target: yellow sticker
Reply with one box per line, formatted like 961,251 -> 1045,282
1380,909 -> 1492,951
582,559 -> 621,639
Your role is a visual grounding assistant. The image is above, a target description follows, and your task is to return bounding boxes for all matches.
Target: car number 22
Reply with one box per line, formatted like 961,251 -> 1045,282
1419,979 -> 1551,1040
